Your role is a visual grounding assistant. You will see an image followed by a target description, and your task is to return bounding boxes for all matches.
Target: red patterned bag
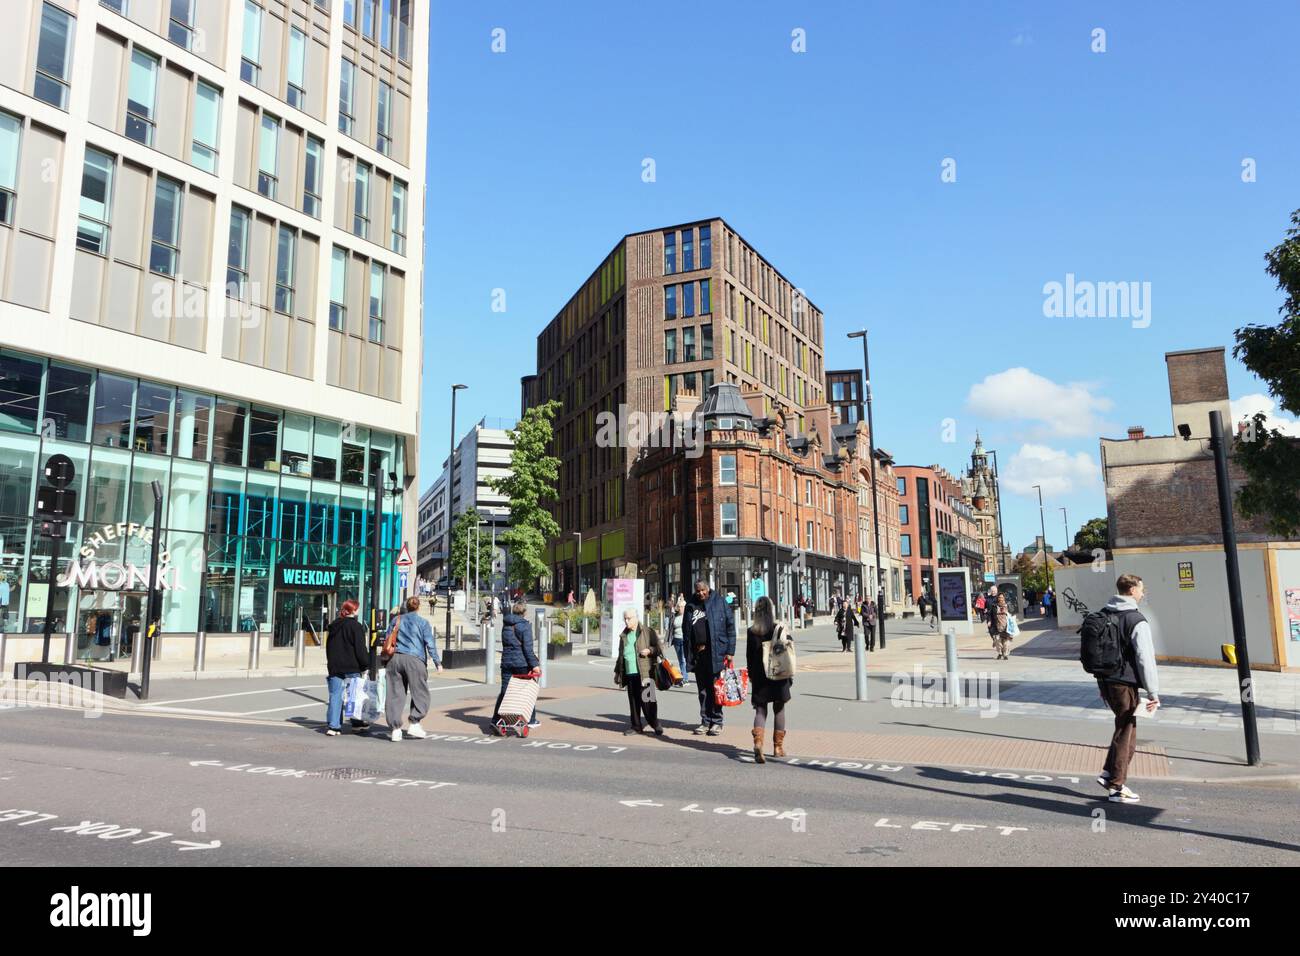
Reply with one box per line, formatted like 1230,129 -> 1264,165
714,666 -> 749,707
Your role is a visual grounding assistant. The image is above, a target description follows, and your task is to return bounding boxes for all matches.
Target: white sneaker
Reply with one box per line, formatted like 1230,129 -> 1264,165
390,728 -> 403,742
1108,785 -> 1140,803
406,723 -> 428,739
1096,771 -> 1112,791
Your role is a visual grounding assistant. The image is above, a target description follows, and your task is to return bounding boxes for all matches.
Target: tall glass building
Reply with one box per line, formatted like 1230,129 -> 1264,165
0,1 -> 428,662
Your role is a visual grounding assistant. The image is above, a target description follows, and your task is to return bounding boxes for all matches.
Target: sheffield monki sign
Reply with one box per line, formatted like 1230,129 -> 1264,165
277,566 -> 338,589
57,522 -> 183,592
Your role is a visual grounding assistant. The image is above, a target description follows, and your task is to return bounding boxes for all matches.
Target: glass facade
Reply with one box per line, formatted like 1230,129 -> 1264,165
0,348 -> 405,653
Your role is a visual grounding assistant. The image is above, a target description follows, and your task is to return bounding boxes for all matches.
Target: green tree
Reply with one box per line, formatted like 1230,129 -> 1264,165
1011,553 -> 1051,594
1072,517 -> 1108,552
488,400 -> 562,589
1233,209 -> 1300,536
449,510 -> 495,585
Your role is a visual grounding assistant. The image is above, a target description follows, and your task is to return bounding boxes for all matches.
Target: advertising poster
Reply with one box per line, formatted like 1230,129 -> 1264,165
937,567 -> 973,633
1178,561 -> 1195,590
1286,587 -> 1300,642
601,577 -> 643,656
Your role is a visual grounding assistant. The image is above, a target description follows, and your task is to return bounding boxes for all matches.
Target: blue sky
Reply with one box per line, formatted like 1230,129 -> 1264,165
422,0 -> 1300,555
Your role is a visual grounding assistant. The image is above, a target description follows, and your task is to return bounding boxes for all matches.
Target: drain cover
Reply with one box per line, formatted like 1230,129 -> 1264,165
308,768 -> 384,780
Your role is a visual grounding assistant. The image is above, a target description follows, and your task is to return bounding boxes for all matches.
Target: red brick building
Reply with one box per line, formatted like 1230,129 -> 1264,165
633,383 -> 861,615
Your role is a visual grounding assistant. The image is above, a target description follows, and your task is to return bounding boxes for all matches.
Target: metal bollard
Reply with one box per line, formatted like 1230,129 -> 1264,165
247,630 -> 260,671
152,630 -> 163,661
294,628 -> 306,669
456,625 -> 463,650
944,626 -> 959,707
582,615 -> 588,646
131,631 -> 144,674
193,631 -> 207,672
537,611 -> 549,690
0,633 -> 6,674
63,632 -> 74,665
483,621 -> 495,685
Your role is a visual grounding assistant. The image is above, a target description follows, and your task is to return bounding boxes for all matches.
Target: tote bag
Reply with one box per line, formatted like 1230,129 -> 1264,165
762,624 -> 797,680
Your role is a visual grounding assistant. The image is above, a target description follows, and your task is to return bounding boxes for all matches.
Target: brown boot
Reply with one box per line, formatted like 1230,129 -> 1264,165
773,730 -> 787,758
751,727 -> 766,764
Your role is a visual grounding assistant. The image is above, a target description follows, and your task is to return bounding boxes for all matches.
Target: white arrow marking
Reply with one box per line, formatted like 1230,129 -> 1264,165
172,839 -> 221,851
619,799 -> 664,808
189,760 -> 224,768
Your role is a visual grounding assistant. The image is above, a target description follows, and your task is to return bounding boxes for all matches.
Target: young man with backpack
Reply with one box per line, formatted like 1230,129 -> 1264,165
1080,574 -> 1160,803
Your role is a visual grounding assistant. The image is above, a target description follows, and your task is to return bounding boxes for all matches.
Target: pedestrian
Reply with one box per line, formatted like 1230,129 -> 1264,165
834,599 -> 859,652
863,598 -> 878,651
988,593 -> 1012,659
1093,574 -> 1160,803
1043,588 -> 1055,619
324,599 -> 371,736
491,600 -> 541,732
687,579 -> 737,736
916,593 -> 927,622
383,596 -> 443,741
671,596 -> 689,686
747,595 -> 793,763
974,592 -> 986,623
613,608 -> 666,736
567,589 -> 575,609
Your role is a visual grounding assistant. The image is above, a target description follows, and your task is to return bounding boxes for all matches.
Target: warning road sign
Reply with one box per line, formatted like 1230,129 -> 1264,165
395,543 -> 414,568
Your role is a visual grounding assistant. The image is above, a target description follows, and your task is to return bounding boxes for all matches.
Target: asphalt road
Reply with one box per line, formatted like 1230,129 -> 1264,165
1,705 -> 1297,866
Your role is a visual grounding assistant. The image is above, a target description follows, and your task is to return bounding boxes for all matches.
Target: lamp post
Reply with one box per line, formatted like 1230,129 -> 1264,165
140,480 -> 163,701
443,384 -> 467,651
368,458 -> 400,676
848,329 -> 878,701
1060,507 -> 1069,553
573,531 -> 582,602
989,448 -> 1005,574
1032,484 -> 1053,595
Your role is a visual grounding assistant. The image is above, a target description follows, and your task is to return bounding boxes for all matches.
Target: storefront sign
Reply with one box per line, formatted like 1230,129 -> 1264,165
58,523 -> 182,592
1178,561 -> 1195,590
277,566 -> 338,590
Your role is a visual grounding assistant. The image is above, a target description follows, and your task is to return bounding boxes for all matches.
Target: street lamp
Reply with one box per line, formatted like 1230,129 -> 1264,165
847,329 -> 877,701
1032,484 -> 1054,595
443,383 -> 467,651
573,531 -> 582,602
1060,507 -> 1069,553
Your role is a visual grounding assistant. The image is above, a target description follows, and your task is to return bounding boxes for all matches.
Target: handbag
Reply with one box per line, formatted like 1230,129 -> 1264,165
763,624 -> 797,680
1007,615 -> 1020,637
382,620 -> 398,659
713,666 -> 749,707
656,657 -> 680,691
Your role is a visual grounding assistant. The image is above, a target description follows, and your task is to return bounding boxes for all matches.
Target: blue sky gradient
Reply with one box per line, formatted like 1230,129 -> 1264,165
423,0 -> 1300,554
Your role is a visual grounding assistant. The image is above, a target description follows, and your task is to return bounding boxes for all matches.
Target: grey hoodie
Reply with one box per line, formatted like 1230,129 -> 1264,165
1104,595 -> 1159,696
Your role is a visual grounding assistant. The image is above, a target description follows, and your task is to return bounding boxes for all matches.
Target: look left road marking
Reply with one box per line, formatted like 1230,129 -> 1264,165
188,760 -> 456,790
0,808 -> 219,851
618,798 -> 804,821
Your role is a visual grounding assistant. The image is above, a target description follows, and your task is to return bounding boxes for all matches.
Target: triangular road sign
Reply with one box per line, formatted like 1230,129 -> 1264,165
395,543 -> 414,568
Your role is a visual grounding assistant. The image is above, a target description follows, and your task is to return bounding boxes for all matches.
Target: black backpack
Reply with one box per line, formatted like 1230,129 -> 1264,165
1079,607 -> 1137,678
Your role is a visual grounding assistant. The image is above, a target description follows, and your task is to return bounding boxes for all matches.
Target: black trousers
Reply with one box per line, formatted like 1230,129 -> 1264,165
694,658 -> 724,727
625,674 -> 658,729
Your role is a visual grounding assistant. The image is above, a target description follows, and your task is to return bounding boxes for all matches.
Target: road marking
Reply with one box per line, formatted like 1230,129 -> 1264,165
186,759 -> 456,790
617,799 -> 804,820
238,701 -> 327,716
140,685 -> 321,707
0,809 -> 219,852
875,817 -> 1028,835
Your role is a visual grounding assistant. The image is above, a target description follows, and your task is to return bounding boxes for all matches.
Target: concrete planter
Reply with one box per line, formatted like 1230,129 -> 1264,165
546,643 -> 572,660
441,648 -> 486,669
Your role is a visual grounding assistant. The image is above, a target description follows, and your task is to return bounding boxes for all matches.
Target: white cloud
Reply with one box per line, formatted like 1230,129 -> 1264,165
1002,444 -> 1101,497
1231,394 -> 1300,437
967,368 -> 1114,438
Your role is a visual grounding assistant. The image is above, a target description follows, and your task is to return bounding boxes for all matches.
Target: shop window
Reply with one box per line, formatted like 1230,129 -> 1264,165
175,391 -> 212,461
245,470 -> 277,538
127,453 -> 170,526
167,459 -> 207,532
313,419 -> 341,480
92,374 -> 134,448
86,446 -> 131,526
133,381 -> 174,454
42,363 -> 92,442
248,407 -> 280,469
211,399 -> 248,466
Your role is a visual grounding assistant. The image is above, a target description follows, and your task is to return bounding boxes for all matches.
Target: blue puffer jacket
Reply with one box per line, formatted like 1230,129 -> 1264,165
500,613 -> 539,672
686,591 -> 737,673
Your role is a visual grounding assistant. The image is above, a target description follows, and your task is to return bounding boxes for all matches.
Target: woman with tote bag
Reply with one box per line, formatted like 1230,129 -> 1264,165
746,596 -> 794,763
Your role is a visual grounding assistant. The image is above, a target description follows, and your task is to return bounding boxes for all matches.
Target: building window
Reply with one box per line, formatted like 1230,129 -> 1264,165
380,0 -> 394,50
700,223 -> 712,269
339,60 -> 356,135
76,149 -> 114,254
190,81 -> 221,173
390,179 -> 407,254
376,81 -> 393,154
226,206 -> 249,296
149,176 -> 182,276
101,0 -> 127,13
721,502 -> 738,537
303,135 -> 323,217
899,504 -> 909,525
329,246 -> 346,330
664,329 -> 676,364
664,283 -> 676,320
343,0 -> 356,26
274,226 -> 295,313
720,454 -> 736,485
287,27 -> 307,109
699,278 -> 711,314
241,0 -> 262,84
257,114 -> 279,198
353,161 -> 370,237
362,0 -> 377,38
806,521 -> 813,550
34,3 -> 75,110
124,50 -> 160,145
683,326 -> 695,362
700,323 -> 713,361
682,228 -> 694,271
897,476 -> 906,495
663,231 -> 675,275
900,534 -> 911,557
168,0 -> 194,49
368,261 -> 384,343
682,282 -> 694,318
0,113 -> 19,226
398,0 -> 413,61
805,479 -> 812,504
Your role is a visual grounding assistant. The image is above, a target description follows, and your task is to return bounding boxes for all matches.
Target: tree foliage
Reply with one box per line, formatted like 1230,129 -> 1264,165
1011,554 -> 1052,594
1233,209 -> 1300,537
449,509 -> 496,584
1072,517 -> 1108,552
488,400 -> 562,589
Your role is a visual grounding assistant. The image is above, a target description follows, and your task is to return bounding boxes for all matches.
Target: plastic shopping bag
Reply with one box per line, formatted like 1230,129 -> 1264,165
713,666 -> 749,707
342,676 -> 367,720
343,670 -> 386,722
1007,616 -> 1020,636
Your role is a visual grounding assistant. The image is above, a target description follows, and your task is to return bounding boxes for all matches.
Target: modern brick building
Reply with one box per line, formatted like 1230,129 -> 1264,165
896,463 -> 983,602
632,383 -> 861,615
0,0 -> 428,661
520,218 -> 828,597
825,368 -> 863,427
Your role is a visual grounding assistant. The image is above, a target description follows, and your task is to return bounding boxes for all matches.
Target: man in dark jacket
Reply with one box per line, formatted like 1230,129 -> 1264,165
492,601 -> 541,731
325,599 -> 371,736
686,579 -> 737,736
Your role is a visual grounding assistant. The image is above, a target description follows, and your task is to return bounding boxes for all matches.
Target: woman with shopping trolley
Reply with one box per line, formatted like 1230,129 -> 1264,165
490,601 -> 541,733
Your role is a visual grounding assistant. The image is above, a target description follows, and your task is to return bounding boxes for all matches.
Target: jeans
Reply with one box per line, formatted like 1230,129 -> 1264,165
493,668 -> 537,723
326,673 -> 359,730
695,658 -> 723,727
672,639 -> 687,677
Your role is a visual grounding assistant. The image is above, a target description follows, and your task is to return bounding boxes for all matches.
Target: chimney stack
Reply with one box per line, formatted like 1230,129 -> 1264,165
1127,425 -> 1145,440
